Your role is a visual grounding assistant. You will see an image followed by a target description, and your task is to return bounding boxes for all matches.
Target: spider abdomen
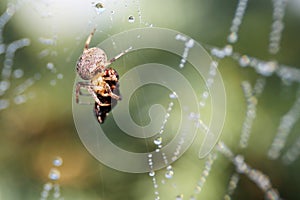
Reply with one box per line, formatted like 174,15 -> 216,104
93,68 -> 120,123
76,47 -> 108,80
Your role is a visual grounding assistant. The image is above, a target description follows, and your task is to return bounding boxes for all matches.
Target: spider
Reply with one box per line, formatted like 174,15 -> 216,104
76,29 -> 131,123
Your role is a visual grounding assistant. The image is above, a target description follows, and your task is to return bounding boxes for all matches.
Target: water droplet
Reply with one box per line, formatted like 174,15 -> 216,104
149,170 -> 155,177
239,55 -> 250,67
175,34 -> 187,41
199,101 -> 205,107
41,190 -> 49,198
154,137 -> 162,145
190,195 -> 196,200
48,168 -> 60,180
43,182 -> 53,191
265,188 -> 280,200
0,81 -> 10,92
46,62 -> 55,70
6,3 -> 16,16
94,2 -> 105,14
159,129 -> 164,134
182,49 -> 189,59
13,69 -> 24,78
202,91 -> 209,99
185,39 -> 195,48
165,169 -> 174,179
128,15 -> 135,23
223,45 -> 233,56
0,44 -> 5,54
169,91 -> 178,99
255,61 -> 278,76
57,73 -> 63,79
53,157 -> 63,167
211,48 -> 225,58
4,58 -> 13,68
95,2 -> 104,8
148,153 -> 153,158
14,95 -> 27,104
39,37 -> 56,46
39,49 -> 49,58
176,194 -> 183,200
53,191 -> 61,198
248,96 -> 258,105
0,99 -> 9,110
227,32 -> 238,43
50,80 -> 56,86
195,185 -> 202,193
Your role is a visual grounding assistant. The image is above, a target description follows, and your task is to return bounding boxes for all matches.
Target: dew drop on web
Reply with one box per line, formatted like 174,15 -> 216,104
128,15 -> 135,23
154,136 -> 162,145
48,168 -> 60,181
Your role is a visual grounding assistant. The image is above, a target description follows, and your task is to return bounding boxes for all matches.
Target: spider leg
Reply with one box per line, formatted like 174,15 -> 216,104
101,92 -> 120,100
84,28 -> 96,51
76,81 -> 92,96
100,83 -> 121,100
102,76 -> 118,81
76,82 -> 91,104
105,46 -> 132,67
76,82 -> 110,106
97,72 -> 118,82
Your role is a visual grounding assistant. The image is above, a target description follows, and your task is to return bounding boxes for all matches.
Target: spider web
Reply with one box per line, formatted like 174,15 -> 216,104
0,0 -> 300,200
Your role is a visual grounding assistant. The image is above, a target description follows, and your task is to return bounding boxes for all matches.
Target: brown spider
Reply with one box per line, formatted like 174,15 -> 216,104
76,29 -> 131,123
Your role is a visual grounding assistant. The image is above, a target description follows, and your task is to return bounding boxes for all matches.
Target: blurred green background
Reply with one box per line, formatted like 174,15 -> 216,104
0,0 -> 300,199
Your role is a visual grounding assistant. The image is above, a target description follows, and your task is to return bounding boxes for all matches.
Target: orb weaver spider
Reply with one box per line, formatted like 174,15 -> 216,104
75,29 -> 131,123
